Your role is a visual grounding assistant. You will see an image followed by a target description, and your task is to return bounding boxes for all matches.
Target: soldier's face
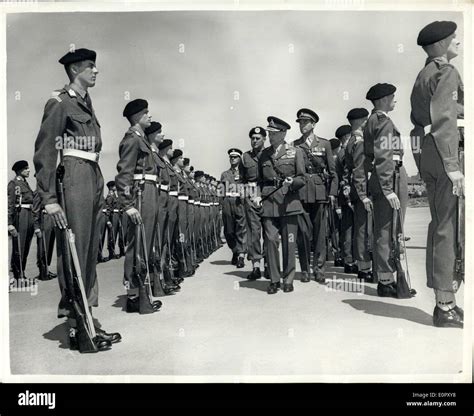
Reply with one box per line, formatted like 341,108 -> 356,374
250,134 -> 265,149
138,110 -> 152,129
75,60 -> 98,88
268,130 -> 285,147
298,119 -> 314,135
447,33 -> 460,60
150,131 -> 164,145
20,167 -> 30,178
229,155 -> 240,167
166,148 -> 174,158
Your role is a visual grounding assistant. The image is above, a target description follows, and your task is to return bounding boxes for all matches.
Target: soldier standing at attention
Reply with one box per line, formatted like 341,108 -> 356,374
33,48 -> 120,350
364,83 -> 408,298
115,98 -> 162,314
344,108 -> 374,282
255,116 -> 305,294
410,21 -> 464,327
220,148 -> 247,269
293,109 -> 338,283
242,127 -> 267,280
8,160 -> 35,284
334,125 -> 356,271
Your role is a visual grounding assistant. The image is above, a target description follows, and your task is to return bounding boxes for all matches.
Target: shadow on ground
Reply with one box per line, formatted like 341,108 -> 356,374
342,299 -> 433,326
210,260 -> 232,266
112,294 -> 128,311
43,322 -> 70,350
239,280 -> 268,292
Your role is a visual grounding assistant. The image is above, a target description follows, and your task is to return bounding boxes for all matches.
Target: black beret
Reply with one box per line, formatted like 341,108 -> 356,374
12,160 -> 28,172
296,108 -> 319,123
417,21 -> 457,46
249,126 -> 267,138
123,99 -> 148,118
183,158 -> 190,166
158,139 -> 173,150
329,138 -> 341,150
194,170 -> 205,179
170,149 -> 183,160
366,83 -> 397,101
58,48 -> 96,66
266,116 -> 291,132
335,125 -> 352,139
144,121 -> 162,135
347,108 -> 369,121
106,180 -> 115,188
190,166 -> 194,172
228,148 -> 243,157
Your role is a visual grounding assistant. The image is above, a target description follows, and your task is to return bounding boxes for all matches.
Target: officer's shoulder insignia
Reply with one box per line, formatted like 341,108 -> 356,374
354,135 -> 363,144
376,111 -> 387,120
67,88 -> 77,98
50,90 -> 63,102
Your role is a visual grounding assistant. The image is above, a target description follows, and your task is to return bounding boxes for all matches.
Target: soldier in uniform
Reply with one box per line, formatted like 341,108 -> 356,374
220,149 -> 247,268
293,109 -> 338,283
364,83 -> 408,298
255,116 -> 305,294
184,159 -> 200,269
344,108 -> 374,282
242,127 -> 267,280
96,195 -> 109,263
105,180 -> 125,260
334,125 -> 356,271
329,137 -> 344,268
33,48 -> 120,350
8,160 -> 35,284
410,21 -> 464,327
115,98 -> 162,314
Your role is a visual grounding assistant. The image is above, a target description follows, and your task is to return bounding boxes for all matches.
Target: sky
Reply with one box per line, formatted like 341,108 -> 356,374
6,10 -> 464,188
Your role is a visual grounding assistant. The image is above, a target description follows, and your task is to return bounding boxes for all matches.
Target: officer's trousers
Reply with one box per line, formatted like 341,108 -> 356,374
123,181 -> 158,289
243,197 -> 263,262
57,157 -> 103,318
353,199 -> 372,264
263,215 -> 298,284
420,135 -> 459,292
340,203 -> 354,264
304,202 -> 328,275
222,197 -> 246,255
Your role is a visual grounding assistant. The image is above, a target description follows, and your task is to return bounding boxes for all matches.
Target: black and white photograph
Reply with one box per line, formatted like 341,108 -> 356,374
1,0 -> 471,393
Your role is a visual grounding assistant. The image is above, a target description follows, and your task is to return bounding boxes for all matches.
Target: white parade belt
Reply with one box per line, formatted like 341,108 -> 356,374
159,184 -> 169,191
169,191 -> 178,196
188,199 -> 195,204
16,204 -> 32,209
225,192 -> 240,197
63,148 -> 100,163
424,119 -> 465,135
133,174 -> 157,182
113,209 -> 120,212
178,195 -> 189,201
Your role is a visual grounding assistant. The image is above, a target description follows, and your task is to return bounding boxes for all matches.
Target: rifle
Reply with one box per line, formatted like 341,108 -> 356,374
106,207 -> 116,257
134,181 -> 158,314
453,125 -> 464,292
365,210 -> 373,261
36,222 -> 49,279
391,162 -> 416,299
56,160 -> 106,353
327,198 -> 342,263
11,192 -> 25,280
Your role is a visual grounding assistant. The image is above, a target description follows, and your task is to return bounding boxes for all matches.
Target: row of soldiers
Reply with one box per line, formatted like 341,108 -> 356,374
219,20 -> 464,328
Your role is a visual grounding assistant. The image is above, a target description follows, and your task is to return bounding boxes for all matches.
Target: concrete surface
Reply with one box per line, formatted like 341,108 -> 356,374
8,207 -> 465,378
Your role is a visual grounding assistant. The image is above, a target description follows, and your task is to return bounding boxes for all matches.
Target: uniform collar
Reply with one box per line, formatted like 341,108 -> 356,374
15,175 -> 25,181
373,108 -> 389,118
67,83 -> 87,99
130,125 -> 145,137
353,127 -> 364,137
425,55 -> 448,66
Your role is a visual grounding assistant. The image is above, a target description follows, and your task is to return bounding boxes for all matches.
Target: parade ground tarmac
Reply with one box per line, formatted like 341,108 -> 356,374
8,207 -> 465,379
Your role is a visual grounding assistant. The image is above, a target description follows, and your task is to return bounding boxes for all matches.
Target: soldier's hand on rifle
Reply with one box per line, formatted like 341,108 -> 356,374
329,195 -> 336,204
343,185 -> 350,196
8,225 -> 18,237
447,170 -> 464,197
335,208 -> 342,219
385,192 -> 400,210
126,207 -> 142,224
45,203 -> 68,229
362,197 -> 373,212
107,221 -> 113,228
284,177 -> 293,186
252,196 -> 262,206
34,228 -> 42,238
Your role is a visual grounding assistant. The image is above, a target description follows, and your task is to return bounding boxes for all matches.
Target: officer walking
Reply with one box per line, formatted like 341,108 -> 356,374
242,127 -> 267,280
364,83 -> 409,298
115,98 -> 162,314
410,21 -> 464,327
33,48 -> 120,351
220,149 -> 247,268
344,108 -> 374,281
293,109 -> 338,283
255,116 -> 305,294
334,125 -> 357,271
8,160 -> 35,284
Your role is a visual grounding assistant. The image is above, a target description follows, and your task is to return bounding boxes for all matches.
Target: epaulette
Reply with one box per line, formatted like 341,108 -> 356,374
50,90 -> 63,102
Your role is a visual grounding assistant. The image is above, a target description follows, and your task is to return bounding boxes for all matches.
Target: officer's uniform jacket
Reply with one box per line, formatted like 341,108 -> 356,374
293,133 -> 338,203
115,126 -> 157,211
344,128 -> 368,201
258,143 -> 305,218
410,56 -> 464,173
34,85 -> 102,206
220,167 -> 244,198
241,149 -> 263,198
363,109 -> 403,197
8,176 -> 34,226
